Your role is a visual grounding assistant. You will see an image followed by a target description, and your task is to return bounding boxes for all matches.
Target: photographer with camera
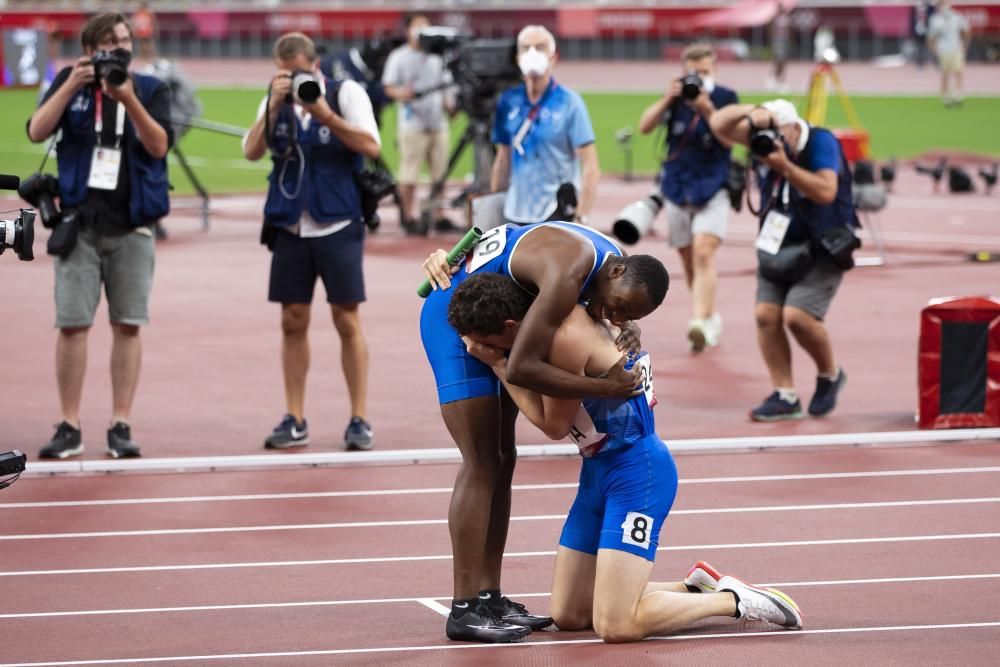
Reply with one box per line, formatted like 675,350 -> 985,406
382,13 -> 457,235
25,13 -> 171,460
711,99 -> 856,422
243,32 -> 381,451
637,42 -> 738,353
491,25 -> 599,226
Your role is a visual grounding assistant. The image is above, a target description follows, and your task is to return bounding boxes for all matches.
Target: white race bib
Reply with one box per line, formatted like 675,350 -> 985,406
634,354 -> 657,408
756,209 -> 791,256
87,147 -> 122,191
466,224 -> 508,274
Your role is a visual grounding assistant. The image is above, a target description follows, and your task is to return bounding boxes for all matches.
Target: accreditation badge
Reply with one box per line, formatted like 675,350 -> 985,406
756,209 -> 792,255
87,146 -> 123,191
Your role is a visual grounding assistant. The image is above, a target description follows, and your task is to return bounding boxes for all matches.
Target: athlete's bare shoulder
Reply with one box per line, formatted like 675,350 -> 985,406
508,224 -> 594,289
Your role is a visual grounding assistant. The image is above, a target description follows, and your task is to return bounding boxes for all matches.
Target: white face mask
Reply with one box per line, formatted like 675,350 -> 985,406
701,76 -> 716,93
518,48 -> 550,78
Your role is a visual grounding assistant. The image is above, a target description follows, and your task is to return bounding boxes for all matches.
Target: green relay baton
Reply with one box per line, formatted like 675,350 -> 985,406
417,227 -> 483,298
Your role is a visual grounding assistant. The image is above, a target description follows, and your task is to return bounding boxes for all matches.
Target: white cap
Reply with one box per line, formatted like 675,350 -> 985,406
762,99 -> 800,126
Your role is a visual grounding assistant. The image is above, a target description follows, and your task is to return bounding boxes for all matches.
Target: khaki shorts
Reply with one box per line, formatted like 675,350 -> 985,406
665,188 -> 730,248
398,128 -> 449,185
54,223 -> 156,328
939,51 -> 965,73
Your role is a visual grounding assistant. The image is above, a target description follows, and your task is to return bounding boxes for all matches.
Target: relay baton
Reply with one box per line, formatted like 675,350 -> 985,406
417,227 -> 483,298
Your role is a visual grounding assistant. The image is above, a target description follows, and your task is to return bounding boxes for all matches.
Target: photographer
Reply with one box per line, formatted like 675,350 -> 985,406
25,13 -> 171,460
638,42 -> 738,353
243,32 -> 380,452
382,13 -> 457,234
710,99 -> 854,421
491,25 -> 599,226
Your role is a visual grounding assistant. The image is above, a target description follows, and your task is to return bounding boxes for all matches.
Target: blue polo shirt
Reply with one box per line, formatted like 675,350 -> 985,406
493,80 -> 595,223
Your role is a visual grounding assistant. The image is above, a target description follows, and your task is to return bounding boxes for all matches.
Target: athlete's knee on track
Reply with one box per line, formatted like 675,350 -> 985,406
550,604 -> 591,632
593,614 -> 643,644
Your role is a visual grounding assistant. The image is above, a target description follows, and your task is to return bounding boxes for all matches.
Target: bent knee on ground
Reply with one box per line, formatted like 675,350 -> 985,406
593,617 -> 644,644
551,610 -> 591,632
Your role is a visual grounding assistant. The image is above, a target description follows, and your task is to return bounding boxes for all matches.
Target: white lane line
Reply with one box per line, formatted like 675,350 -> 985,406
5,465 -> 1000,510
417,599 -> 451,617
4,497 -> 998,541
2,532 -> 998,577
4,622 -> 1000,665
3,573 -> 999,620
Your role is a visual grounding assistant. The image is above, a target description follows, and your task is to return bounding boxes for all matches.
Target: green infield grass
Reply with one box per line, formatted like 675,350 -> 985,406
3,87 -> 997,196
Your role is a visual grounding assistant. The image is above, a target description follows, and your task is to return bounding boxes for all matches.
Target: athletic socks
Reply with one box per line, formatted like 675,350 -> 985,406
777,388 -> 799,403
478,588 -> 501,604
451,597 -> 477,619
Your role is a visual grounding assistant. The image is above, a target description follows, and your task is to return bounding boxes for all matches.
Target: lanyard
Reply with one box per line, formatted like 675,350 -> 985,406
94,91 -> 126,149
512,78 -> 556,156
665,109 -> 702,162
767,173 -> 791,213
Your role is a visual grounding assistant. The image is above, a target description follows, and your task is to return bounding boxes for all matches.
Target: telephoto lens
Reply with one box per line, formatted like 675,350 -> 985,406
749,127 -> 780,157
0,210 -> 36,261
91,49 -> 131,87
680,72 -> 702,101
292,71 -> 322,104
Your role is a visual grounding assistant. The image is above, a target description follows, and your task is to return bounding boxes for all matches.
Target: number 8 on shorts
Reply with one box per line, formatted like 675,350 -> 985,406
621,511 -> 654,549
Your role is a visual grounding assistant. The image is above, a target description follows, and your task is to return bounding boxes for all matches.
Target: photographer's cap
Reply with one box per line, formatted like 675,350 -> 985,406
762,99 -> 800,126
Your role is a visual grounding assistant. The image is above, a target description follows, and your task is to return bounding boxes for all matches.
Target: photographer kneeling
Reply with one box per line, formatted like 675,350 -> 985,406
26,12 -> 171,459
710,100 -> 856,421
243,32 -> 381,451
638,42 -> 738,353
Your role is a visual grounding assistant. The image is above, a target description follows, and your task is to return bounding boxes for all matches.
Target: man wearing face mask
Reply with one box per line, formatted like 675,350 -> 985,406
638,42 -> 738,353
710,99 -> 856,422
26,12 -> 171,460
382,12 -> 456,234
243,32 -> 381,452
492,25 -> 600,226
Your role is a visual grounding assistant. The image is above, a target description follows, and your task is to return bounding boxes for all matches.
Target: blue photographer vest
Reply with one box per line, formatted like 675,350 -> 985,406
759,126 -> 858,248
55,73 -> 170,226
262,80 -> 363,228
659,85 -> 738,208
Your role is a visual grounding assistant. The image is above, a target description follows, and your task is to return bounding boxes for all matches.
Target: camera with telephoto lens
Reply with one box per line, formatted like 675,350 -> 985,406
291,70 -> 321,104
680,72 -> 703,101
18,173 -> 81,258
748,117 -> 781,157
0,174 -> 35,261
90,48 -> 131,87
612,191 -> 664,245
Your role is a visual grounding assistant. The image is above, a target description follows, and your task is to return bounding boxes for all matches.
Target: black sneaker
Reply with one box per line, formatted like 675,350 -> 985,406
107,422 -> 142,458
486,595 -> 554,631
808,368 -> 847,417
750,392 -> 804,422
344,416 -> 373,451
445,604 -> 531,643
433,217 -> 461,233
39,421 -> 84,459
264,414 -> 309,449
401,218 -> 428,236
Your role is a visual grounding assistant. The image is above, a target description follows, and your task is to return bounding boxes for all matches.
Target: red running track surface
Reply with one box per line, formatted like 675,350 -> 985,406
1,442 -> 999,665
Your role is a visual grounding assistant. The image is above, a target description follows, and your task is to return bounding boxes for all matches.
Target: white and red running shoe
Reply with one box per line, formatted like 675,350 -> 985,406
684,561 -> 723,593
716,575 -> 803,630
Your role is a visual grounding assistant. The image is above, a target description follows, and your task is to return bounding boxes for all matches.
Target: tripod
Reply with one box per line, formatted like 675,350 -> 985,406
418,112 -> 496,233
804,62 -> 868,157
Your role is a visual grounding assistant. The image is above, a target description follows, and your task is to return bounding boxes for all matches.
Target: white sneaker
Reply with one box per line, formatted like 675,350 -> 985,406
687,319 -> 707,353
704,312 -> 723,347
684,561 -> 723,593
716,575 -> 803,630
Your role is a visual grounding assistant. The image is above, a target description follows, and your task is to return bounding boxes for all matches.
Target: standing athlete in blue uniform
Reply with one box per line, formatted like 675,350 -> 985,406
420,221 -> 669,643
449,272 -> 804,642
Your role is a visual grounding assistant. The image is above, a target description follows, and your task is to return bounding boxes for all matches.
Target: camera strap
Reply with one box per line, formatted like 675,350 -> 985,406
665,114 -> 701,162
94,92 -> 126,149
512,78 -> 556,156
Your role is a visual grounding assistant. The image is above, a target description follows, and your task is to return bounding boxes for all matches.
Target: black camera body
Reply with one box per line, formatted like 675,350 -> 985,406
680,72 -> 703,101
749,119 -> 781,157
0,210 -> 35,261
90,48 -> 131,87
18,173 -> 80,258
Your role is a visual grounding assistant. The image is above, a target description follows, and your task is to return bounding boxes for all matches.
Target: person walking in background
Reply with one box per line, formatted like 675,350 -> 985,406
928,0 -> 971,107
132,1 -> 157,61
638,42 -> 738,353
243,33 -> 380,452
911,0 -> 935,68
768,3 -> 791,93
491,25 -> 600,226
